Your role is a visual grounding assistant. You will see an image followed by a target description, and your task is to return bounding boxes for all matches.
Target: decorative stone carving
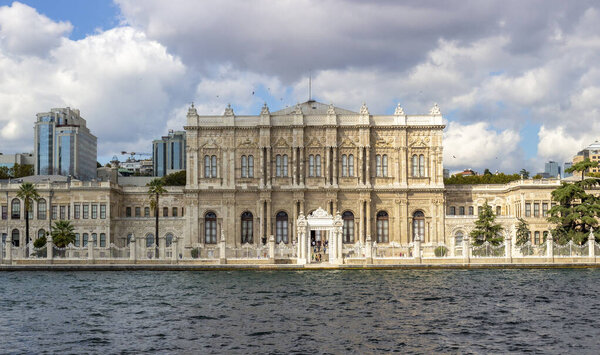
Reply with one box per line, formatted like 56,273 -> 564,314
261,102 -> 270,115
224,103 -> 234,116
394,103 -> 404,115
294,104 -> 302,115
429,103 -> 441,115
310,207 -> 329,218
327,104 -> 336,115
187,102 -> 198,116
360,102 -> 369,115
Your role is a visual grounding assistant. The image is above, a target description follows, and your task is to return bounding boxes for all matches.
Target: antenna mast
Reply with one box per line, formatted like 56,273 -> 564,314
308,71 -> 312,101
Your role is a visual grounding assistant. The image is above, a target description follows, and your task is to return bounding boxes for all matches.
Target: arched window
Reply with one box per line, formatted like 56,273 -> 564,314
315,155 -> 321,177
241,155 -> 248,178
455,231 -> 464,247
99,233 -> 106,247
276,211 -> 288,243
126,233 -> 132,246
205,212 -> 217,244
165,233 -> 173,247
146,233 -> 154,247
419,154 -> 425,177
11,199 -> 20,219
241,211 -> 253,244
376,211 -> 389,243
211,155 -> 217,178
276,154 -> 282,177
382,154 -> 388,177
348,154 -> 354,177
11,229 -> 19,247
309,155 -> 315,177
496,206 -> 501,216
413,211 -> 425,241
449,206 -> 456,215
376,154 -> 382,177
248,155 -> 254,178
163,207 -> 168,217
459,206 -> 465,215
412,155 -> 418,177
37,229 -> 45,240
37,199 -> 47,220
75,233 -> 80,247
204,155 -> 210,178
342,211 -> 354,243
283,155 -> 288,177
82,233 -> 89,247
342,155 -> 348,177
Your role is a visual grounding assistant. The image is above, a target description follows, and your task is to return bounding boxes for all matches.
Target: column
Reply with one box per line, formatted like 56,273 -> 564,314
358,148 -> 363,184
172,236 -> 178,262
505,233 -> 512,261
292,148 -> 297,185
358,199 -> 364,243
130,235 -> 137,261
432,202 -> 437,244
159,235 -> 166,260
414,236 -> 422,262
299,148 -> 305,185
193,150 -> 199,187
365,148 -> 371,186
325,148 -> 330,185
219,232 -> 226,264
546,232 -> 553,258
366,199 -> 371,240
259,149 -> 265,187
266,200 -> 272,241
332,148 -> 338,186
589,228 -> 595,258
402,148 -> 408,183
292,200 -> 298,243
5,238 -> 12,264
88,236 -> 94,262
463,235 -> 470,262
266,148 -> 272,186
394,149 -> 401,185
268,235 -> 275,262
257,199 -> 264,242
47,234 -> 54,261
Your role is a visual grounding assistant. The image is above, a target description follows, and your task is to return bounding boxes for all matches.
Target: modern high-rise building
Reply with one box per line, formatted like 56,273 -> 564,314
34,107 -> 97,180
152,130 -> 186,177
563,162 -> 573,178
572,141 -> 600,174
544,161 -> 561,178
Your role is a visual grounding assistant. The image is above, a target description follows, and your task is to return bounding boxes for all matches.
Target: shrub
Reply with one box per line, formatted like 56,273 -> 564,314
34,236 -> 47,248
434,246 -> 448,257
191,247 -> 200,258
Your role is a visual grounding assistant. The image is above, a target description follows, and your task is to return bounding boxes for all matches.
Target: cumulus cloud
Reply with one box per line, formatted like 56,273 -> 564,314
0,3 -> 188,160
0,2 -> 72,56
443,122 -> 522,172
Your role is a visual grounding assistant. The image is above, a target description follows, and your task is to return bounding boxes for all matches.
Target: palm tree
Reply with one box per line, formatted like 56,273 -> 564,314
147,178 -> 166,258
16,182 -> 40,255
51,220 -> 76,248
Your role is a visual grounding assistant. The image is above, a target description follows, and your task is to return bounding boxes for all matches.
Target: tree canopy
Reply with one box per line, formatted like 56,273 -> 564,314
515,218 -> 530,246
162,170 -> 186,186
566,158 -> 599,181
0,163 -> 34,179
470,201 -> 504,246
51,220 -> 76,248
444,173 -> 521,185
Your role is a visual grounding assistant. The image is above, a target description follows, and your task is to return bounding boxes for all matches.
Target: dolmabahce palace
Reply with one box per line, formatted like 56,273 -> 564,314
1,100 -> 560,262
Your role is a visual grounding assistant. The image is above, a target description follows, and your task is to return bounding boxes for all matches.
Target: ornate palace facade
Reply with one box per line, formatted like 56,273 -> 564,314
1,101 -> 561,259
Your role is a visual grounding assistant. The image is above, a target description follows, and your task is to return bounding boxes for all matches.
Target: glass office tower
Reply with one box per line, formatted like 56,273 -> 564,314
34,108 -> 98,180
152,130 -> 186,177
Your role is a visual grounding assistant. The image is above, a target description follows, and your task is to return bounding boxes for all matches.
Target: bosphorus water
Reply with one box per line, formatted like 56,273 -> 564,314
1,269 -> 600,354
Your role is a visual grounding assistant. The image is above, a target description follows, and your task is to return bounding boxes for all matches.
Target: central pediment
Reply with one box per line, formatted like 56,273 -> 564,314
270,100 -> 358,116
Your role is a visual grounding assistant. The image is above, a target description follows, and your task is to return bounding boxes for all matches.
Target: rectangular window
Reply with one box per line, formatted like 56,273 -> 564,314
83,204 -> 89,219
144,207 -> 150,217
172,207 -> 178,217
67,205 -> 70,220
2,205 -> 7,220
468,206 -> 474,215
181,207 -> 184,217
459,206 -> 465,215
60,205 -> 66,220
52,205 -> 58,220
92,204 -> 98,219
100,204 -> 106,219
533,203 -> 539,218
99,233 -> 106,247
163,207 -> 168,217
126,207 -> 131,217
525,203 -> 531,217
534,231 -> 540,245
74,204 -> 80,219
449,207 -> 456,215
135,207 -> 141,217
542,203 -> 548,217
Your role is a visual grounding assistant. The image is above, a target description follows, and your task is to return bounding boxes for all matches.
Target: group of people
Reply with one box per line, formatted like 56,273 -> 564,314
311,239 -> 328,262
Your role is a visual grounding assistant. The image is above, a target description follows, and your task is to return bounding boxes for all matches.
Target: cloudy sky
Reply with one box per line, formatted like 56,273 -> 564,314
1,0 -> 599,174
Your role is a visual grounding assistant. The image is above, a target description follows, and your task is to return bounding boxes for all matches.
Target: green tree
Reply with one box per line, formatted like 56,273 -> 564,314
147,178 -> 167,258
51,220 -> 76,248
16,182 -> 40,254
470,201 -> 504,246
444,173 -> 521,185
519,169 -> 530,179
10,163 -> 34,178
547,178 -> 600,245
515,218 -> 530,246
566,158 -> 599,181
0,166 -> 10,179
162,170 -> 186,186
483,168 -> 492,176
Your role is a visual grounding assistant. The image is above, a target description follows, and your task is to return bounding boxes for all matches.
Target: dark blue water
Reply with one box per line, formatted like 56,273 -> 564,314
1,269 -> 600,354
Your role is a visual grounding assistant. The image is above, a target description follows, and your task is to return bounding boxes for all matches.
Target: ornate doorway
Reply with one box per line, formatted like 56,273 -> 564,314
296,207 -> 343,265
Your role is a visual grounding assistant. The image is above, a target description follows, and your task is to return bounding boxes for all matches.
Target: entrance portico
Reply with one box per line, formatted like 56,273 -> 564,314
296,207 -> 343,265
